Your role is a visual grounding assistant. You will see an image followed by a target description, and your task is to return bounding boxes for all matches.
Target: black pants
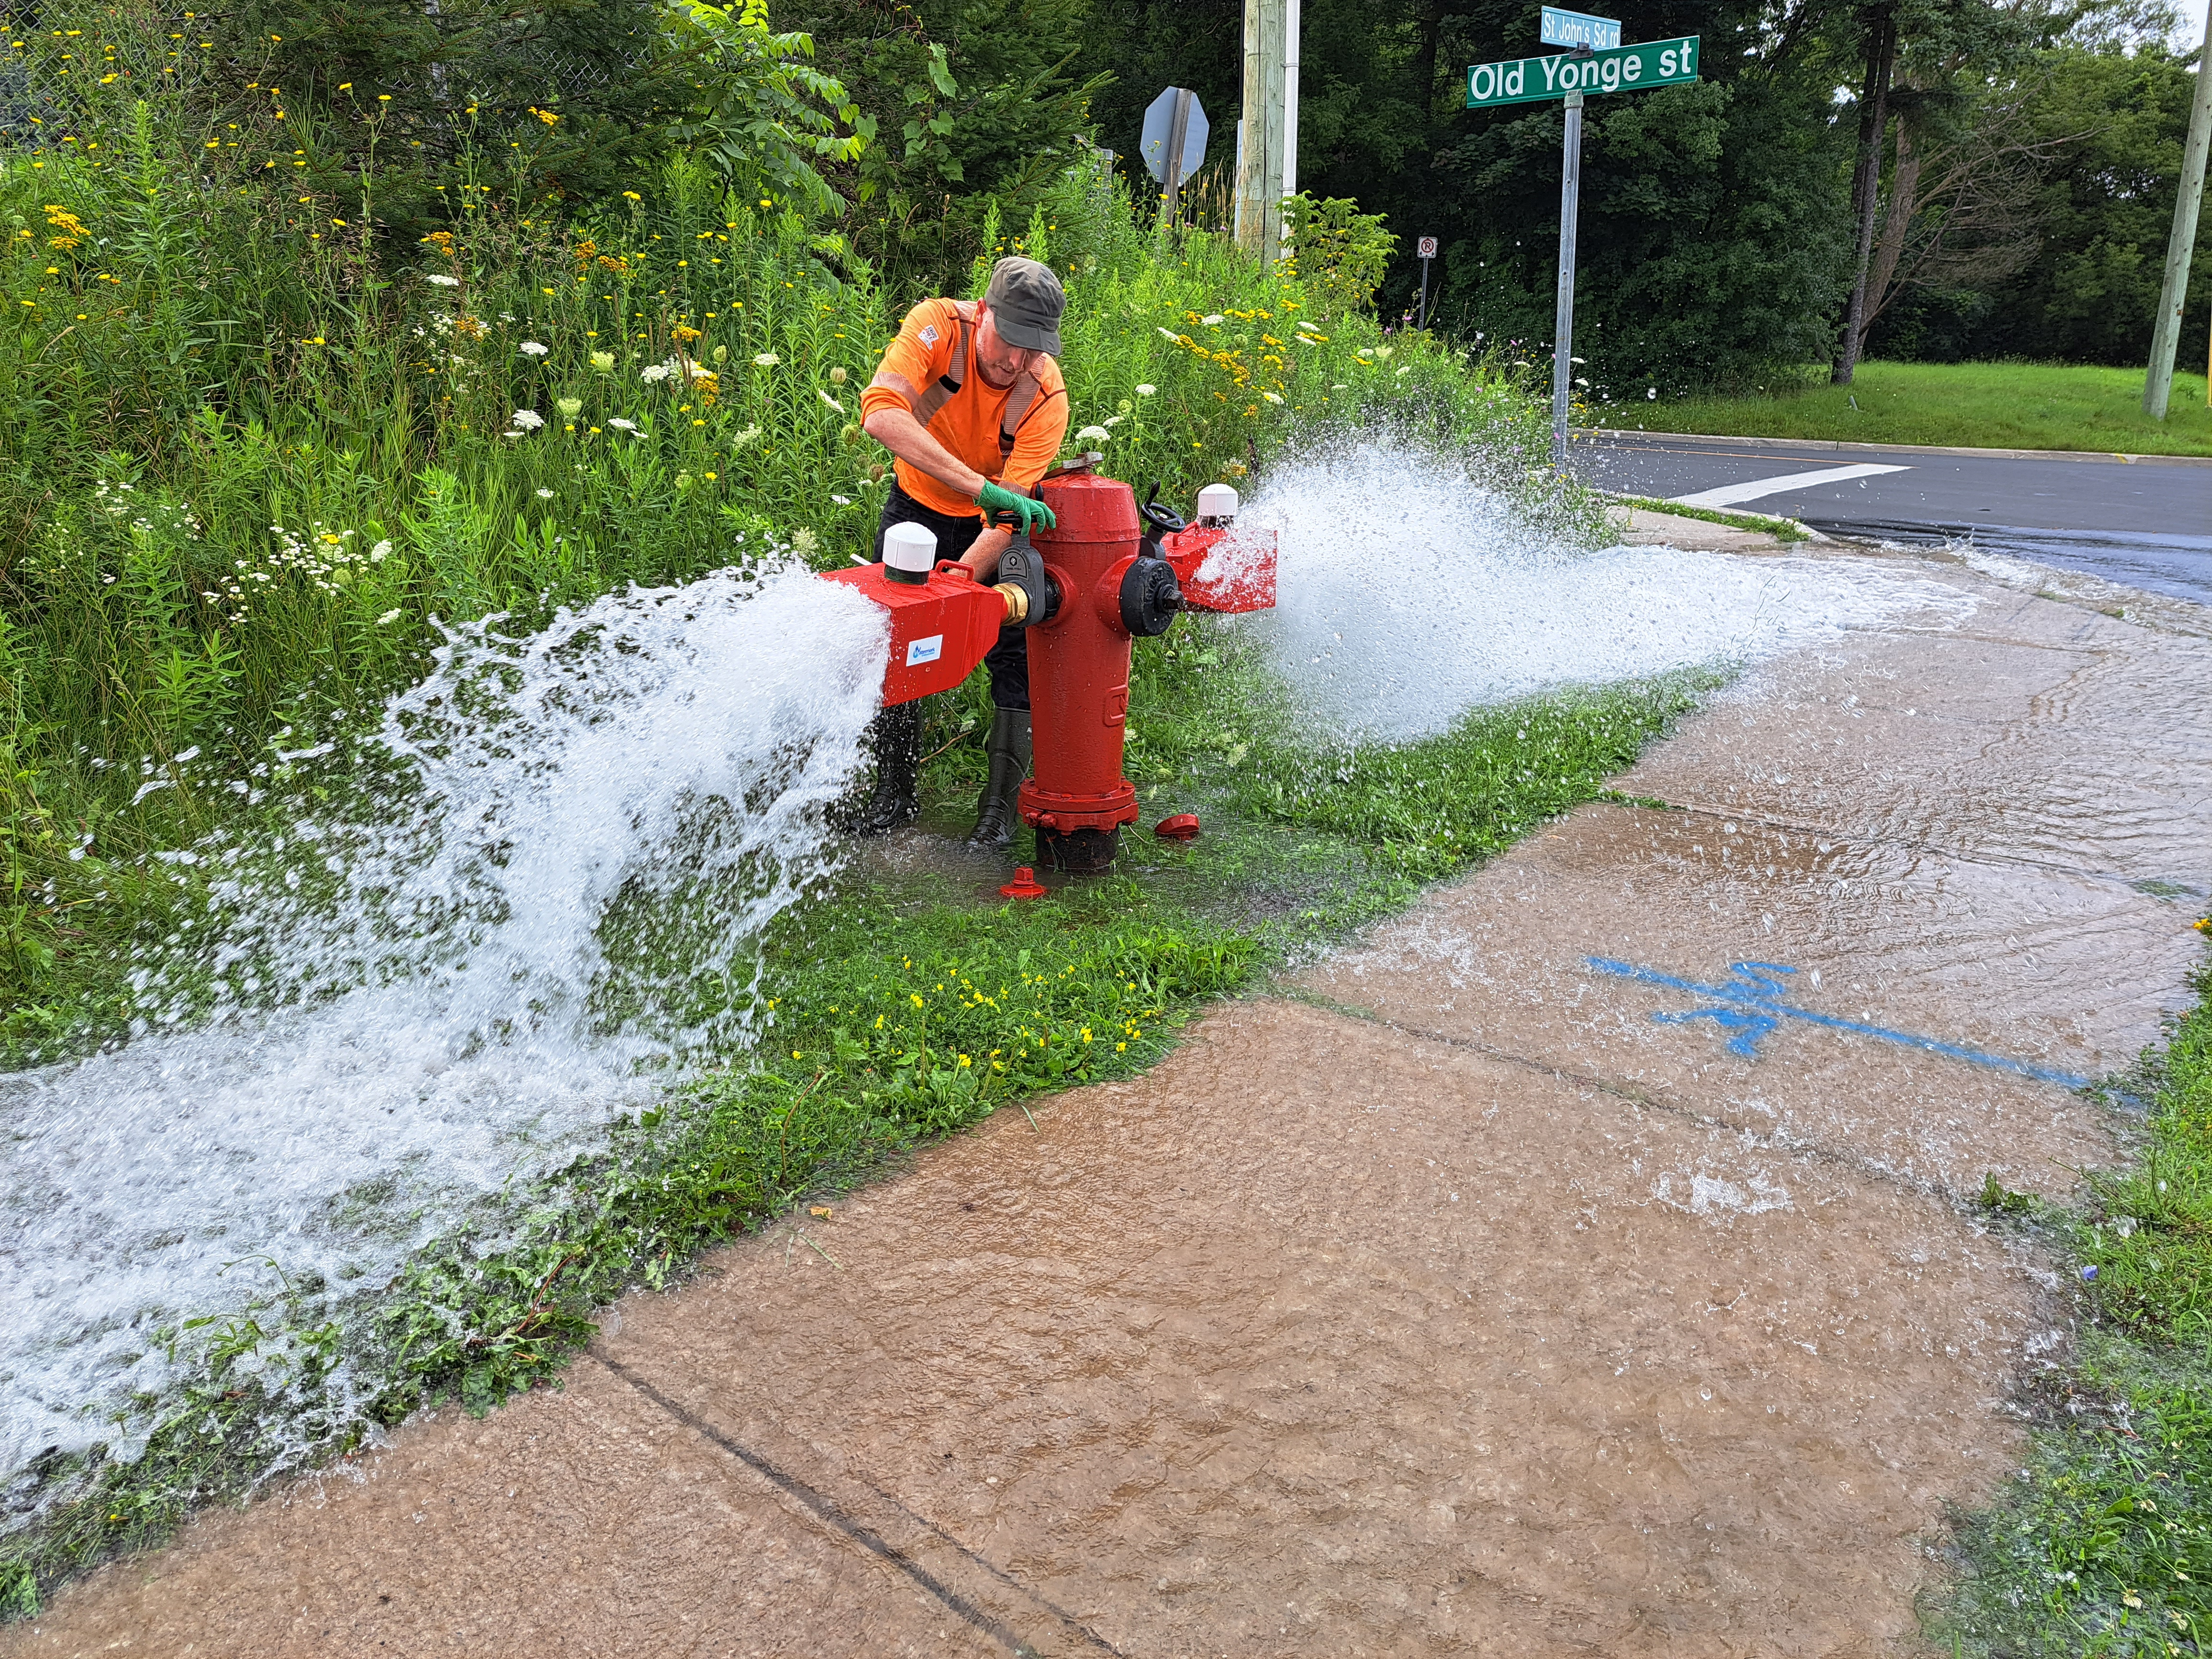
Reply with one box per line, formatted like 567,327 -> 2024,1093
873,483 -> 1029,712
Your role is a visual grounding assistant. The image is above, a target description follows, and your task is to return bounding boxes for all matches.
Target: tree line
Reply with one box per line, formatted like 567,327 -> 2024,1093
8,0 -> 2199,393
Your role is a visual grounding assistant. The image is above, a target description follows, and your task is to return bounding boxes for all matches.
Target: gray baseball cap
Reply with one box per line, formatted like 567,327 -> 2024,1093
984,256 -> 1065,357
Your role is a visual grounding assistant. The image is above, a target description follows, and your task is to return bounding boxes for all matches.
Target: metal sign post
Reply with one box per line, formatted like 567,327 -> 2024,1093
1416,236 -> 1437,328
1550,90 -> 1581,467
1465,21 -> 1697,467
1140,87 -> 1211,228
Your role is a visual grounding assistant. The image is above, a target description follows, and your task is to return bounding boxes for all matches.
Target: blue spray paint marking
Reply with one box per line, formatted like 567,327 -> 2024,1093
1583,956 -> 2095,1090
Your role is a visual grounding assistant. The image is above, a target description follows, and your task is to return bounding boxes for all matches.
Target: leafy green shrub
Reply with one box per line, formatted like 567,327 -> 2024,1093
1281,191 -> 1396,319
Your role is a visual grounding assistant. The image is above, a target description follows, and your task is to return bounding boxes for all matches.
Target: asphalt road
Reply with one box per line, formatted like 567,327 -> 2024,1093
1571,431 -> 2212,605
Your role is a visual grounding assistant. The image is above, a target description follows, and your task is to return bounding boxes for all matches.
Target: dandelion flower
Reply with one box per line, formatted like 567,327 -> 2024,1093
752,352 -> 779,366
1075,424 -> 1112,442
555,396 -> 582,418
1135,383 -> 1156,396
589,350 -> 615,372
519,340 -> 549,357
607,417 -> 638,431
818,388 -> 845,413
509,409 -> 544,431
424,273 -> 461,287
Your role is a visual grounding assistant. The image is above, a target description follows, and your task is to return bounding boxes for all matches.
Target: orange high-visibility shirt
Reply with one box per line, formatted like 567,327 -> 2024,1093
860,298 -> 1069,519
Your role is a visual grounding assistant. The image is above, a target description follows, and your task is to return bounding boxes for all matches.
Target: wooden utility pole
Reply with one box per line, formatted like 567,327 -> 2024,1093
1236,0 -> 1299,259
2144,0 -> 2212,419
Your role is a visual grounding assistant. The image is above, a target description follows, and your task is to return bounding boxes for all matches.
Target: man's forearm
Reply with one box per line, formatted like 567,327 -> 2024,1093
863,404 -> 987,502
961,526 -> 1013,581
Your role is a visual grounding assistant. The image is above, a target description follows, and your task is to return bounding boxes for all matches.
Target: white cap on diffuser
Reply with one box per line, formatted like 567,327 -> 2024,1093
883,521 -> 938,576
1194,484 -> 1239,523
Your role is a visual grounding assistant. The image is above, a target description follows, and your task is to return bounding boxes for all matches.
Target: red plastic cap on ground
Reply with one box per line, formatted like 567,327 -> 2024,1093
1153,813 -> 1201,841
999,865 -> 1048,899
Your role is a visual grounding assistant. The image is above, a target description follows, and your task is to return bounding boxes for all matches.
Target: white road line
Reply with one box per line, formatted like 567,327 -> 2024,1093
1670,463 -> 1911,509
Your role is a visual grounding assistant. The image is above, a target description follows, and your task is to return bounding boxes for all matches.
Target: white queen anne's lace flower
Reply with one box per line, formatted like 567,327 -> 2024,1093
607,417 -> 638,431
1075,424 -> 1112,442
509,409 -> 545,431
424,273 -> 461,287
519,341 -> 549,357
640,363 -> 673,384
752,352 -> 779,366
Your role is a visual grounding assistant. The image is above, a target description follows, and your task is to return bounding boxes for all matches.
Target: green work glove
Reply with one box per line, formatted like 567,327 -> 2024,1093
976,481 -> 1055,534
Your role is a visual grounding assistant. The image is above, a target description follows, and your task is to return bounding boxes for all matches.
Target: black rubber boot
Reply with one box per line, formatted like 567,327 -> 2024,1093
966,708 -> 1032,851
855,701 -> 923,836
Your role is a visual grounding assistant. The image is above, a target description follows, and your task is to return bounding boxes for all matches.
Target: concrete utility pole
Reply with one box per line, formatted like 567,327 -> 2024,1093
2144,0 -> 2212,420
1236,0 -> 1300,259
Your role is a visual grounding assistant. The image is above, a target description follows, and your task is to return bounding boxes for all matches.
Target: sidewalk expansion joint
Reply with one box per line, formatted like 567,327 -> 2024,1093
1594,794 -> 2157,894
589,1353 -> 1123,1657
1272,985 -> 1983,1215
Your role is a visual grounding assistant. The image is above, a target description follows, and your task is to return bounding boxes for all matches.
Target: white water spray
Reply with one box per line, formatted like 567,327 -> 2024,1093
0,565 -> 886,1493
1242,444 -> 1978,738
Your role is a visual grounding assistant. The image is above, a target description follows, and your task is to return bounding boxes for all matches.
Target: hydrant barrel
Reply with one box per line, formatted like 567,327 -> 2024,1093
1018,472 -> 1144,873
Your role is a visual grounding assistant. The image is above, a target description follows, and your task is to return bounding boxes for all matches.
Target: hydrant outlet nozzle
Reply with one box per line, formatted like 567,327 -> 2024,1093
995,582 -> 1029,625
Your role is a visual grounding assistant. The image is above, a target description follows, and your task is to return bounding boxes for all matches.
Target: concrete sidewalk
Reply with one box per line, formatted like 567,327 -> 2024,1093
7,552 -> 2208,1658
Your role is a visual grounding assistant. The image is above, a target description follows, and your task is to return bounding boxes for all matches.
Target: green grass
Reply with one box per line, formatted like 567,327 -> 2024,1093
1606,495 -> 1811,542
1935,934 -> 2212,1657
1601,360 -> 2212,457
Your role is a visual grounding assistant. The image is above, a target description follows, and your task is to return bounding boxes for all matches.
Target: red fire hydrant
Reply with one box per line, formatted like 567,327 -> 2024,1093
820,466 -> 1276,876
1012,471 -> 1154,871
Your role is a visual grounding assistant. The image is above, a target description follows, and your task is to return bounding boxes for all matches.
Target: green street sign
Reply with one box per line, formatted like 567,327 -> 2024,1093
1465,34 -> 1699,108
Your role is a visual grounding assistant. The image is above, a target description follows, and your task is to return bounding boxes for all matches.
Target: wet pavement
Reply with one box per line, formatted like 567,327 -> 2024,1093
1572,432 -> 2212,604
8,546 -> 2209,1658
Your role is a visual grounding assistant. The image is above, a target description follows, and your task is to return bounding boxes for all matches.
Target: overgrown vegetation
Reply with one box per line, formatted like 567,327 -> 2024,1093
1937,938 -> 2212,1656
0,0 -> 1557,1055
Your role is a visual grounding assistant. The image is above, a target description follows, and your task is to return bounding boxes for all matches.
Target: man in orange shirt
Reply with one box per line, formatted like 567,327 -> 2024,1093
854,256 -> 1071,846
